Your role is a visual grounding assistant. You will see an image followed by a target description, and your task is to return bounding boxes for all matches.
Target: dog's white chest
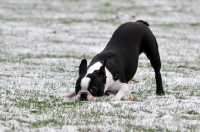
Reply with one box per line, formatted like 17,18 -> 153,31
106,80 -> 125,93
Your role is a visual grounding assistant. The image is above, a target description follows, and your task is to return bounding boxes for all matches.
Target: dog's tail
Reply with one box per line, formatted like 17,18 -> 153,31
136,20 -> 149,26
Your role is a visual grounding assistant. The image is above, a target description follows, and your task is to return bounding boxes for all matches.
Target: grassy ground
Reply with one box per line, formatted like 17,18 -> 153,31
0,0 -> 200,131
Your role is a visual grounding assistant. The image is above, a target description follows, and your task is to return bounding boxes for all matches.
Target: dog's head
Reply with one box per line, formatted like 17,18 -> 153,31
75,59 -> 107,101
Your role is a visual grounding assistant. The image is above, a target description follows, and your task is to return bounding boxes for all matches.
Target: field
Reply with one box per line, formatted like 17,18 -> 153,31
0,0 -> 200,131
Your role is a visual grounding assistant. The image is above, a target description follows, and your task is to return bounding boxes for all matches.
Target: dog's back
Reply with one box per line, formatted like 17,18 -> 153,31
89,20 -> 158,82
105,20 -> 155,54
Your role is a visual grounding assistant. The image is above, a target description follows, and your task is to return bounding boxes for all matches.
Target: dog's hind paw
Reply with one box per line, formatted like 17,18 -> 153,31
156,90 -> 165,95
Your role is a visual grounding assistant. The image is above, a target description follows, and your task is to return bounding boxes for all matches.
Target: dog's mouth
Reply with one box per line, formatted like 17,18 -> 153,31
76,90 -> 94,101
79,92 -> 88,101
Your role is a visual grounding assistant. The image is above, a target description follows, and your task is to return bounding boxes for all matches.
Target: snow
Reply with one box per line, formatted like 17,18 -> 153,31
0,0 -> 200,131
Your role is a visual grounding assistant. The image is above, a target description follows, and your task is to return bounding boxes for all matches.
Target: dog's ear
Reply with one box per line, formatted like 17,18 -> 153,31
99,59 -> 107,83
79,59 -> 87,75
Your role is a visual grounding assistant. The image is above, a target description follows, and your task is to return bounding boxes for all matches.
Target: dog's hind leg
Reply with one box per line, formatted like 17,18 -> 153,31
144,37 -> 165,95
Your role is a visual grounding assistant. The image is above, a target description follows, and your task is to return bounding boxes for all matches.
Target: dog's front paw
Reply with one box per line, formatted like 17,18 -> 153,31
57,95 -> 70,99
57,91 -> 76,99
57,94 -> 65,99
111,97 -> 121,101
87,95 -> 101,101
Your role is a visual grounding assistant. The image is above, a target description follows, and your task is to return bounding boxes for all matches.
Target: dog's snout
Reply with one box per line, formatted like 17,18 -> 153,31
81,92 -> 88,96
81,92 -> 88,95
80,92 -> 88,101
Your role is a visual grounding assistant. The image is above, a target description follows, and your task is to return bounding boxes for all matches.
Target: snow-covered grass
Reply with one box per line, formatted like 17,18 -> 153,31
0,0 -> 200,131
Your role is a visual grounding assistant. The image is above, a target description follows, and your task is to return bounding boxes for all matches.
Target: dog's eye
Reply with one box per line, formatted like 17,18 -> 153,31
90,87 -> 97,93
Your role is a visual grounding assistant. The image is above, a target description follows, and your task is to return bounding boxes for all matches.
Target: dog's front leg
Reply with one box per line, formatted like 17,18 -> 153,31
87,94 -> 102,101
58,91 -> 76,98
112,83 -> 131,100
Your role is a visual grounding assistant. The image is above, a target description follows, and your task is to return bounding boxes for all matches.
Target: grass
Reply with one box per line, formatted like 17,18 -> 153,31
0,0 -> 200,131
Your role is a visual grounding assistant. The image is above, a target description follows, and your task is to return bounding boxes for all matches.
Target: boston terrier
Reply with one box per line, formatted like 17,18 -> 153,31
60,20 -> 165,101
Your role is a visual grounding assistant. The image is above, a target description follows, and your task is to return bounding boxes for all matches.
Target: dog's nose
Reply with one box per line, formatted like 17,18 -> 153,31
80,92 -> 88,101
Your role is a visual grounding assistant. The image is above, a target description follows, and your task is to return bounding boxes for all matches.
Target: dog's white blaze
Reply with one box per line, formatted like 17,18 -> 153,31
86,62 -> 102,75
80,77 -> 91,90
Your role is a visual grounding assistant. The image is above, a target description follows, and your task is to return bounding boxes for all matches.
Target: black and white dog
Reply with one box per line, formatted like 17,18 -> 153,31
60,20 -> 165,101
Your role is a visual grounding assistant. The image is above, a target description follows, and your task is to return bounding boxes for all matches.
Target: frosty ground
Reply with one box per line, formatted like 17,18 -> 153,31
0,0 -> 200,131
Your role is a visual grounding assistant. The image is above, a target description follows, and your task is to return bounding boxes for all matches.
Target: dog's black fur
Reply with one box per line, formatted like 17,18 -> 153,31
75,20 -> 165,100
